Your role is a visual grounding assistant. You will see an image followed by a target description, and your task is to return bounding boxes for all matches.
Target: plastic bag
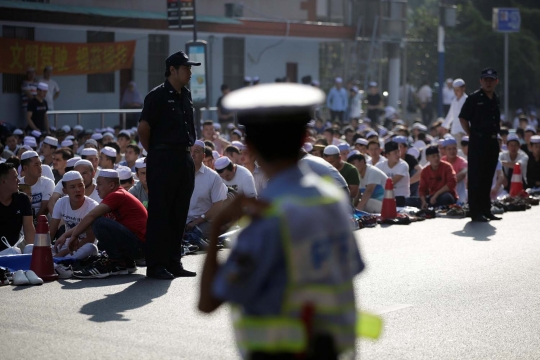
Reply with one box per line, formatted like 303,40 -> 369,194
0,236 -> 23,255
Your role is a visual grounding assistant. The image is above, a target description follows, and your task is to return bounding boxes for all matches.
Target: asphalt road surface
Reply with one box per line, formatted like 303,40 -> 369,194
3,206 -> 540,360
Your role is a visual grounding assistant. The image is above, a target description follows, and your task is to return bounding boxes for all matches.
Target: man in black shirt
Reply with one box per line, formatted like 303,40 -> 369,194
527,135 -> 540,188
216,84 -> 234,123
26,82 -> 50,133
459,68 -> 502,222
366,82 -> 382,125
0,163 -> 35,251
138,51 -> 200,280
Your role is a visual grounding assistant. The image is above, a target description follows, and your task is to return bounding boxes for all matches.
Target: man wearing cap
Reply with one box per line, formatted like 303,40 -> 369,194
99,146 -> 117,170
376,141 -> 410,207
323,145 -> 360,200
442,78 -> 455,115
215,156 -> 257,198
41,136 -> 58,166
39,66 -> 60,110
499,134 -> 529,193
366,82 -> 382,125
4,133 -> 20,158
347,152 -> 388,213
116,130 -> 132,157
137,50 -> 200,279
354,138 -> 371,161
117,166 -> 134,191
186,140 -> 227,239
26,82 -> 50,133
81,148 -> 99,173
326,77 -> 348,123
299,149 -> 350,195
129,158 -> 148,208
198,83 -> 363,359
19,151 -> 55,217
337,143 -> 350,162
526,135 -> 540,188
441,137 -> 468,202
459,68 -> 503,222
442,79 -> 467,146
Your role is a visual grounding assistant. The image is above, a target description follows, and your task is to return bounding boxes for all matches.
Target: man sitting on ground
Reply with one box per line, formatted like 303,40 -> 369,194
19,151 -> 55,217
52,148 -> 73,184
117,166 -> 134,191
99,146 -> 117,170
118,144 -> 140,172
366,140 -> 386,166
322,145 -> 360,200
500,134 -> 529,193
348,153 -> 388,213
240,145 -> 267,195
223,145 -> 242,164
441,137 -> 468,202
129,158 -> 148,208
214,156 -> 257,198
376,141 -> 410,207
526,135 -> 540,189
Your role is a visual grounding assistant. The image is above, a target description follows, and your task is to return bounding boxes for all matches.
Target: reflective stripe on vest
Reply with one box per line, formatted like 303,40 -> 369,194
234,316 -> 306,353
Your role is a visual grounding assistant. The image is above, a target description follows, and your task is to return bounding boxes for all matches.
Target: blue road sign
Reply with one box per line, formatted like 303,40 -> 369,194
492,8 -> 521,33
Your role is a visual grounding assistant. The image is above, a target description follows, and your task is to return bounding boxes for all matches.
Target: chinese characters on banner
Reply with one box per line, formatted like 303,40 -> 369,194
0,38 -> 136,75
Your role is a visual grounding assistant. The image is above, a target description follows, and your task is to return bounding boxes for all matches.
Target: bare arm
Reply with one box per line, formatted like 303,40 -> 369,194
356,184 -> 375,211
410,165 -> 423,184
391,175 -> 404,186
47,193 -> 61,215
70,203 -> 111,240
456,168 -> 467,183
49,218 -> 60,240
348,185 -> 359,200
186,200 -> 224,231
27,111 -> 38,131
22,216 -> 35,245
38,201 -> 49,216
138,120 -> 151,152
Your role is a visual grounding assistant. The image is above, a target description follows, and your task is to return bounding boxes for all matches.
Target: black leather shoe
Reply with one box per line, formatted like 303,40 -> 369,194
471,215 -> 489,222
486,214 -> 502,221
167,264 -> 197,277
146,267 -> 175,280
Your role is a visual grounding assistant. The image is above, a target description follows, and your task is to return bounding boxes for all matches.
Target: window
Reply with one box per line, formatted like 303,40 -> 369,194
2,26 -> 34,94
148,34 -> 169,91
223,37 -> 244,90
87,31 -> 115,93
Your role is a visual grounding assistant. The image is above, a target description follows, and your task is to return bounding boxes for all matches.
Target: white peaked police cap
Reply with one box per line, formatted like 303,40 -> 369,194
117,166 -> 133,181
74,159 -> 93,170
135,158 -> 146,169
21,151 -> 39,160
214,156 -> 231,170
101,146 -> 117,157
43,136 -> 58,147
62,171 -> 83,182
98,169 -> 119,179
81,148 -> 98,156
66,157 -> 81,167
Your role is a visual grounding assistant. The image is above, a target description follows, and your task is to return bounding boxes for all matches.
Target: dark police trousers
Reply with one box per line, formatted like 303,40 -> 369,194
145,149 -> 194,270
468,133 -> 499,218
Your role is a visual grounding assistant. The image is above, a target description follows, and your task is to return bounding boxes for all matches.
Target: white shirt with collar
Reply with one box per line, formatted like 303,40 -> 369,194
221,164 -> 258,198
187,164 -> 227,223
442,86 -> 455,105
442,94 -> 467,135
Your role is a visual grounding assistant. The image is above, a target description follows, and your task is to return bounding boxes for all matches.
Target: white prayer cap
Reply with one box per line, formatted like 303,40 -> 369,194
65,135 -> 75,141
74,159 -> 93,170
413,140 -> 426,150
61,140 -> 73,147
117,166 -> 133,181
13,129 -> 23,135
61,125 -> 71,133
335,77 -> 343,83
21,151 -> 39,160
232,129 -> 243,137
91,133 -> 103,140
231,140 -> 243,148
119,130 -> 131,137
446,78 -> 453,83
530,135 -> 540,144
24,138 -> 37,148
21,145 -> 33,151
253,76 -> 260,82
311,80 -> 320,86
212,150 -> 220,160
62,171 -> 83,183
337,143 -> 350,152
384,106 -> 396,119
135,158 -> 146,169
369,81 -> 377,87
379,127 -> 388,136
101,146 -> 117,158
407,147 -> 420,159
214,156 -> 232,171
31,130 -> 41,138
81,148 -> 98,157
66,157 -> 81,168
37,82 -> 48,91
213,123 -> 221,130
43,136 -> 58,147
303,143 -> 313,152
98,169 -> 119,179
227,123 -> 236,130
74,125 -> 84,131
355,138 -> 368,146
105,127 -> 114,133
85,139 -> 98,148
244,76 -> 252,82
461,136 -> 469,143
452,78 -> 465,88
525,125 -> 536,134
323,145 -> 340,156
507,134 -> 520,144
346,150 -> 360,160
365,130 -> 378,139
102,132 -> 115,139
194,140 -> 205,148
50,126 -> 56,131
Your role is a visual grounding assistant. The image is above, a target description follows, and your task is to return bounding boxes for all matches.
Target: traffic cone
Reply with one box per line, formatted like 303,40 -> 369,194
509,163 -> 524,197
380,178 -> 397,220
29,215 -> 58,281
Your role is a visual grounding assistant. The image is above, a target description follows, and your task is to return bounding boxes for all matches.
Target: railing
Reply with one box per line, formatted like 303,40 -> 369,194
48,107 -> 219,129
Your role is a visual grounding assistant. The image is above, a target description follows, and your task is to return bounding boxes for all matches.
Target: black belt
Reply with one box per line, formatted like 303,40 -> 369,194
471,132 -> 497,139
153,144 -> 191,151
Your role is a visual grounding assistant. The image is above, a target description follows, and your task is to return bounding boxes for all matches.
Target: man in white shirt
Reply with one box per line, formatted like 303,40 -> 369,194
366,140 -> 386,166
240,146 -> 267,195
376,141 -> 410,207
442,78 -> 468,146
442,78 -> 455,115
39,66 -> 60,110
186,141 -> 227,238
19,151 -> 55,217
348,152 -> 388,213
417,81 -> 433,125
499,134 -> 529,192
214,156 -> 257,198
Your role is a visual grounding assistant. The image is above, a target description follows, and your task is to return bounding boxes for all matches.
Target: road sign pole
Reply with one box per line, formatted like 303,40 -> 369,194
437,25 -> 445,118
504,32 -> 509,123
193,0 -> 198,41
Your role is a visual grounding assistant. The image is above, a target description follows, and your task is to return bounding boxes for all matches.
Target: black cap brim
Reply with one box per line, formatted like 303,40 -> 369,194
481,75 -> 498,79
185,61 -> 201,66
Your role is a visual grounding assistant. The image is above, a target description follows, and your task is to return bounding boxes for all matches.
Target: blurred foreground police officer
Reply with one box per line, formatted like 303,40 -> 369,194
459,68 -> 502,222
138,51 -> 199,279
198,83 -> 365,360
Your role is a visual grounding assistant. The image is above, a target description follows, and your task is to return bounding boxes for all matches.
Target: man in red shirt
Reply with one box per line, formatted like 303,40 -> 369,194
441,137 -> 468,202
60,169 -> 148,279
406,145 -> 457,209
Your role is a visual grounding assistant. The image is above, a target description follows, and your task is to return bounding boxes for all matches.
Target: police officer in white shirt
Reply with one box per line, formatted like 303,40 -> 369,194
442,78 -> 468,146
214,156 -> 257,198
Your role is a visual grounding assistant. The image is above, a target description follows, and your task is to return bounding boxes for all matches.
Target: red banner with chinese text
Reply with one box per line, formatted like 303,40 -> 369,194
0,38 -> 136,75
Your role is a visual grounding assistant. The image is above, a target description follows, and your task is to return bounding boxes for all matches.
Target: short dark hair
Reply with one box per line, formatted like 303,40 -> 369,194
204,140 -> 215,150
5,156 -> 20,169
53,148 -> 73,161
21,156 -> 38,169
324,127 -> 334,135
367,140 -> 380,149
204,146 -> 213,158
126,144 -> 141,155
120,177 -> 134,185
220,84 -> 229,91
0,163 -> 15,178
202,120 -> 214,127
165,64 -> 180,78
216,162 -> 234,173
117,132 -> 130,141
347,154 -> 366,163
224,145 -> 240,155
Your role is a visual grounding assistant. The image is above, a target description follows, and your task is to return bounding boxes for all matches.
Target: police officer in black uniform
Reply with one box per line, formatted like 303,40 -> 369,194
138,51 -> 200,279
459,68 -> 503,222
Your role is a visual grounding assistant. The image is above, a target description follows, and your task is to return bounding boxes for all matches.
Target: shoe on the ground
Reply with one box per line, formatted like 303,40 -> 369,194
146,267 -> 175,280
125,259 -> 137,274
25,270 -> 43,285
72,253 -> 105,271
135,258 -> 146,267
73,258 -> 113,279
491,206 -> 504,214
54,264 -> 73,279
471,215 -> 489,222
12,269 -> 30,285
167,264 -> 197,278
0,267 -> 10,286
486,214 -> 502,221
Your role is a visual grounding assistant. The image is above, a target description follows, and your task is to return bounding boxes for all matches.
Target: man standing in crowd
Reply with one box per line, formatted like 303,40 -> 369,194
417,80 -> 433,125
442,78 -> 455,115
459,68 -> 502,222
322,145 -> 360,200
349,152 -> 388,213
216,85 -> 234,124
442,79 -> 468,145
19,151 -> 55,217
138,50 -> 199,279
26,83 -> 50,133
214,156 -> 257,198
376,141 -> 410,207
326,77 -> 348,123
21,68 -> 37,121
40,66 -> 60,110
366,82 -> 382,125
